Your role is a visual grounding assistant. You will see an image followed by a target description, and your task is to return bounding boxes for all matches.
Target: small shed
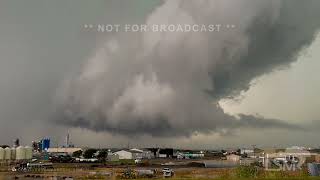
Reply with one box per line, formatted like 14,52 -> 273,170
226,154 -> 241,162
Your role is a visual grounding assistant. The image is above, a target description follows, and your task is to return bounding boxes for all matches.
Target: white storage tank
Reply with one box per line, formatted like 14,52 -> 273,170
4,147 -> 11,160
16,146 -> 26,160
11,148 -> 16,160
0,147 -> 4,160
25,146 -> 33,160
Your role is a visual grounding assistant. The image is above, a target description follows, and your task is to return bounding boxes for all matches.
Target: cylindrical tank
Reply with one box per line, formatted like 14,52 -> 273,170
11,148 -> 16,160
25,146 -> 33,160
16,146 -> 26,160
4,147 -> 11,160
0,147 -> 4,160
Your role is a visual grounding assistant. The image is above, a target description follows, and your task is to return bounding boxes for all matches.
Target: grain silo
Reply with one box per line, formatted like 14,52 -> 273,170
4,147 -> 11,160
16,146 -> 26,160
11,148 -> 16,160
25,146 -> 33,160
0,147 -> 4,160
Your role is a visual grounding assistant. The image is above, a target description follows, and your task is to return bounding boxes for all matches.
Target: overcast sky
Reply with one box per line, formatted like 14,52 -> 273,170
0,0 -> 319,149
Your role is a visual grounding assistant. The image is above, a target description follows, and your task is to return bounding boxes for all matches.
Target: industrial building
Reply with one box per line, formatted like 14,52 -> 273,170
32,138 -> 50,152
129,149 -> 143,159
115,150 -> 133,160
113,149 -> 154,160
0,146 -> 33,161
41,138 -> 50,151
47,147 -> 82,155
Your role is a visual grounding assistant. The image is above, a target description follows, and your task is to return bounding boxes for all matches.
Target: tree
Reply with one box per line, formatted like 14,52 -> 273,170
97,150 -> 108,162
0,145 -> 9,148
72,150 -> 83,158
83,149 -> 97,159
236,149 -> 241,155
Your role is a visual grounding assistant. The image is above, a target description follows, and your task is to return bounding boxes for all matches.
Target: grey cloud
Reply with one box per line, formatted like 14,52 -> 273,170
55,0 -> 320,137
232,114 -> 303,130
0,0 -> 159,144
212,0 -> 320,99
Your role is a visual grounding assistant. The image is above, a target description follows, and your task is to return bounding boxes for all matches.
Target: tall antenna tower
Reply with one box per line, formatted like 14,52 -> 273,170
65,130 -> 70,147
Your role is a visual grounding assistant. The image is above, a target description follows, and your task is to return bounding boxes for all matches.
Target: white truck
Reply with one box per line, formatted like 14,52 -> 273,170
162,168 -> 174,177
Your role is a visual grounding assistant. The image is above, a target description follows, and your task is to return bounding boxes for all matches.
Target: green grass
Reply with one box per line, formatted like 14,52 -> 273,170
208,165 -> 318,180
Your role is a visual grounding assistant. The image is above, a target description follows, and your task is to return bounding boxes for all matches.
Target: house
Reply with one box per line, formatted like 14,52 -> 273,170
115,150 -> 133,160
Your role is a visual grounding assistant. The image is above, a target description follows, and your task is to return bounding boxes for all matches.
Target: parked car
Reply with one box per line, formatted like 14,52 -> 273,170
162,168 -> 174,177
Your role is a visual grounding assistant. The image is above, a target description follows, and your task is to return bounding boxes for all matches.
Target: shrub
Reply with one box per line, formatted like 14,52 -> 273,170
235,165 -> 258,178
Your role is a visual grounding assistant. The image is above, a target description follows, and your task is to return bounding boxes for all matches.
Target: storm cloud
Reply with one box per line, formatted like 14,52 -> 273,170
55,0 -> 320,137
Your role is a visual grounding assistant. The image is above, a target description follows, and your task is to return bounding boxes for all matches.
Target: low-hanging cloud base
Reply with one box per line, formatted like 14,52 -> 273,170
55,0 -> 320,137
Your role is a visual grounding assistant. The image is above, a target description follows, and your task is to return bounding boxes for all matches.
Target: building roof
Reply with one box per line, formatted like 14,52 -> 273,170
129,148 -> 144,153
47,147 -> 82,154
115,150 -> 132,154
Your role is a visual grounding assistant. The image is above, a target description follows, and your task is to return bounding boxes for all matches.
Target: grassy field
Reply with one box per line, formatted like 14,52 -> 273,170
0,164 -> 319,179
